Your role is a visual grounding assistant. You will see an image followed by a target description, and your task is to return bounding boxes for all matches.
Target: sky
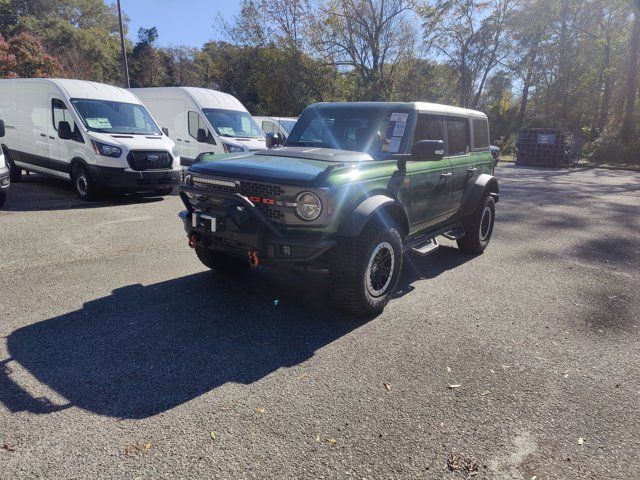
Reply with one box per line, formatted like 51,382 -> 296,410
111,1 -> 241,47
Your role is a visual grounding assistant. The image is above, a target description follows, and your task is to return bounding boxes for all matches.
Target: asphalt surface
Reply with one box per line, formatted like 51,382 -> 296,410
0,164 -> 638,479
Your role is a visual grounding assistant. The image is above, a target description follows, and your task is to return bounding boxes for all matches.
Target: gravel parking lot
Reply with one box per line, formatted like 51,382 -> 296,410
0,164 -> 639,479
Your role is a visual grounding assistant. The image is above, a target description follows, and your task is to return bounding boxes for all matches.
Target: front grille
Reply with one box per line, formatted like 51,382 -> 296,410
191,176 -> 286,221
127,151 -> 172,171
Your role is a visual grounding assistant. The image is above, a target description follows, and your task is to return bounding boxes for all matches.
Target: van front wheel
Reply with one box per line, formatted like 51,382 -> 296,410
73,164 -> 98,201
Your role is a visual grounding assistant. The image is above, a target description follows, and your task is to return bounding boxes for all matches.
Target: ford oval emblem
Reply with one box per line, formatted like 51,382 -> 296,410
148,154 -> 159,161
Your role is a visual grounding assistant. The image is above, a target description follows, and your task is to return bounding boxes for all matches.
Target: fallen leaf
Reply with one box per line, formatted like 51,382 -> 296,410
383,383 -> 391,391
315,435 -> 320,443
1,444 -> 16,452
210,431 -> 217,441
297,373 -> 308,381
578,437 -> 584,445
447,366 -> 451,373
448,384 -> 462,389
256,407 -> 266,414
480,390 -> 491,396
144,443 -> 152,451
326,438 -> 337,445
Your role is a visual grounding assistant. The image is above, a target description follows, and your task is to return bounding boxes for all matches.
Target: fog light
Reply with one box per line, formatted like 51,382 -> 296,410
281,245 -> 292,256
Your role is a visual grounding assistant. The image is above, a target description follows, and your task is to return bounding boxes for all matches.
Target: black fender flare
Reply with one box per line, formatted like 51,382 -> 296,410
339,195 -> 409,237
461,174 -> 499,216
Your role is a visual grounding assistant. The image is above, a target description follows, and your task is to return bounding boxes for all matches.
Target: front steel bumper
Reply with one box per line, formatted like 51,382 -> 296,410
178,185 -> 336,265
87,165 -> 182,192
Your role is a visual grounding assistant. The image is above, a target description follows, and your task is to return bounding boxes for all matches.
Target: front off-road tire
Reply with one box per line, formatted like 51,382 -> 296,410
195,246 -> 250,274
329,219 -> 403,317
457,195 -> 495,254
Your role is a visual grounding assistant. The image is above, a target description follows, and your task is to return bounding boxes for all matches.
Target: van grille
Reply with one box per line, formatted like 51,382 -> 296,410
127,151 -> 172,171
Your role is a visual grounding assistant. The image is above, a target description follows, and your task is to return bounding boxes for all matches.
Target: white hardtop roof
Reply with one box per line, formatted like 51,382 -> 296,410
131,87 -> 247,112
3,78 -> 140,103
412,101 -> 487,118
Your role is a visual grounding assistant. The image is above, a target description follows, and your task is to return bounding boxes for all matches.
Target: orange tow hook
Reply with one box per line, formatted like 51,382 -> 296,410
248,250 -> 260,267
188,233 -> 198,249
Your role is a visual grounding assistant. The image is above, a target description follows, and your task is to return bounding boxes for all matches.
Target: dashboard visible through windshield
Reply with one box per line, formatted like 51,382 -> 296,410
286,106 -> 415,159
71,99 -> 162,135
203,108 -> 264,139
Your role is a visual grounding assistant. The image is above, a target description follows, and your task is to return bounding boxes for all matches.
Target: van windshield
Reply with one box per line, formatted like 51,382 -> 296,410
286,106 -> 415,160
70,99 -> 162,135
203,108 -> 264,139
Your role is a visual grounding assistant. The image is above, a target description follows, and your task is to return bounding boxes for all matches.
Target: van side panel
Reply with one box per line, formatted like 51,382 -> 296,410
0,82 -> 17,151
15,81 -> 49,166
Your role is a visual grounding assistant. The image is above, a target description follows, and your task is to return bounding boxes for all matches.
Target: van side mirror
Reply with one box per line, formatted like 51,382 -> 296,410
411,140 -> 444,161
265,132 -> 282,149
0,120 -> 5,138
58,121 -> 73,140
162,127 -> 169,136
196,128 -> 208,143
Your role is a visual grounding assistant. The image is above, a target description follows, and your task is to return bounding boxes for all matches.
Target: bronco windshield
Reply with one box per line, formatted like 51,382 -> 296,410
71,99 -> 162,135
286,106 -> 415,159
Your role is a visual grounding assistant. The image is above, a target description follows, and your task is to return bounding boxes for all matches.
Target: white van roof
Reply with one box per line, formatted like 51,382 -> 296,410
1,78 -> 141,104
131,87 -> 247,112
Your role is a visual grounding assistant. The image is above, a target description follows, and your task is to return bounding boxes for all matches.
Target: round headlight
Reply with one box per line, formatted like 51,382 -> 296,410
295,191 -> 322,221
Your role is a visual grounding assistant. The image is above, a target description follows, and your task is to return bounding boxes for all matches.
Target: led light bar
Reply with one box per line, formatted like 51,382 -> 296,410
192,176 -> 237,188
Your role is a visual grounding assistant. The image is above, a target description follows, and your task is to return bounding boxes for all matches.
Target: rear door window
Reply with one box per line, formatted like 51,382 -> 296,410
446,117 -> 469,156
472,118 -> 489,149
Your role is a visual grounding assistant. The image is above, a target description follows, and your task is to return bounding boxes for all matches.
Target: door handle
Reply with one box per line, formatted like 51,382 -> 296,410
40,133 -> 46,137
440,172 -> 452,181
177,138 -> 182,141
184,140 -> 190,143
49,136 -> 55,140
467,167 -> 478,173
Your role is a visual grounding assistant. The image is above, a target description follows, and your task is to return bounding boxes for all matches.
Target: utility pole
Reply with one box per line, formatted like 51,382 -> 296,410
117,0 -> 130,88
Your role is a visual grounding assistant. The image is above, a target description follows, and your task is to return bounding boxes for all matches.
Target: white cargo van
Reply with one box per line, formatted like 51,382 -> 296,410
0,120 -> 9,207
131,87 -> 266,166
0,78 -> 182,200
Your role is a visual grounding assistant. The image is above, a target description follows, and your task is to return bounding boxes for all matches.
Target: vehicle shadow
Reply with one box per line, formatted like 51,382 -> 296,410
394,245 -> 474,298
0,270 -> 363,419
2,174 -> 169,212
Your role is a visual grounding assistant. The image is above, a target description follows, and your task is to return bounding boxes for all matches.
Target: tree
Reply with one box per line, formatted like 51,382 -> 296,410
310,0 -> 415,100
621,0 -> 640,141
129,27 -> 162,87
418,0 -> 518,108
1,32 -> 62,77
0,33 -> 17,77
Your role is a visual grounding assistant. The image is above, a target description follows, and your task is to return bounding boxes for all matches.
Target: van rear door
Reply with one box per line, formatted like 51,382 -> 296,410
15,82 -> 49,168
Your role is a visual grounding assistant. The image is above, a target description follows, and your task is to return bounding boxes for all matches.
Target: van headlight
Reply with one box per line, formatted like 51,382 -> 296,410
295,191 -> 322,221
222,142 -> 246,153
91,140 -> 122,158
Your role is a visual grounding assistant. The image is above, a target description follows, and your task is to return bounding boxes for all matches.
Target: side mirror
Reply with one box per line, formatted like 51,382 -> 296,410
58,121 -> 72,140
197,128 -> 208,143
0,119 -> 5,138
411,140 -> 444,161
162,127 -> 169,136
265,132 -> 282,149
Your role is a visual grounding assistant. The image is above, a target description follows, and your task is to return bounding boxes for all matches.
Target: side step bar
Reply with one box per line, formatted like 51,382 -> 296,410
403,223 -> 466,256
412,237 -> 439,255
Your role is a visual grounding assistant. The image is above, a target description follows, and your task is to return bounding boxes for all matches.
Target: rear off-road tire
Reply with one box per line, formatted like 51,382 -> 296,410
457,195 -> 495,254
329,219 -> 403,317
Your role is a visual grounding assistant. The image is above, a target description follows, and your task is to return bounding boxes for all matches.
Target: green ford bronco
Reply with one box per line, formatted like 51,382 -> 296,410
179,102 -> 498,316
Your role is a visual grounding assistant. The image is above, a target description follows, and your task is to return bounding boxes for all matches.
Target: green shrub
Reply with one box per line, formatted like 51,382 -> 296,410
496,133 -> 516,155
582,134 -> 639,164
